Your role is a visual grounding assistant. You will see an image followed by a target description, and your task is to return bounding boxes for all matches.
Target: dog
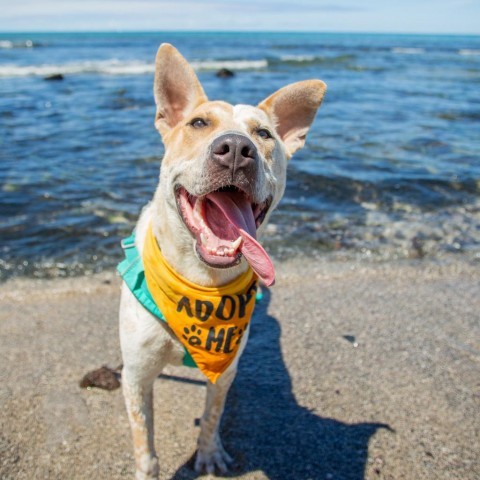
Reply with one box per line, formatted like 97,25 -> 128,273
118,43 -> 326,479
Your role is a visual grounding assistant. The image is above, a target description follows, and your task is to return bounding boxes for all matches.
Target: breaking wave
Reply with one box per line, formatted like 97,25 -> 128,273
0,58 -> 269,77
458,49 -> 480,55
191,59 -> 268,70
0,60 -> 155,77
276,54 -> 355,65
0,55 -> 359,78
2,46 -> 479,78
0,39 -> 37,49
391,47 -> 425,54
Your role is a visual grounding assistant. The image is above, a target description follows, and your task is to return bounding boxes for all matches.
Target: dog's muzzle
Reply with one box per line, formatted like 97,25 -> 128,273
208,133 -> 258,197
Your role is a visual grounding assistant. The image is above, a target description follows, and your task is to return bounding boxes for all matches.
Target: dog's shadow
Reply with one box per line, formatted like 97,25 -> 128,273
172,288 -> 390,480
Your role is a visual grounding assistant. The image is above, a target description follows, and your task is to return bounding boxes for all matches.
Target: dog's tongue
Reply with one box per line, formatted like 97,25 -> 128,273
205,191 -> 275,286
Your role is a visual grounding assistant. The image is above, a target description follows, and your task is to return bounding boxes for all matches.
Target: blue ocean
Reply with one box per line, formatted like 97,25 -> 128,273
1,32 -> 480,279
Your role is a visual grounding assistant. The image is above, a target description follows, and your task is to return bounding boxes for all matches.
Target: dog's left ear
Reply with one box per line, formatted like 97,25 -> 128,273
154,43 -> 208,136
258,80 -> 326,158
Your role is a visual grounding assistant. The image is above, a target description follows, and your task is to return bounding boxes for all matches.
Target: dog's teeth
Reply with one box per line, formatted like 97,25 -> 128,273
193,199 -> 208,231
231,237 -> 242,250
193,198 -> 203,222
201,237 -> 240,257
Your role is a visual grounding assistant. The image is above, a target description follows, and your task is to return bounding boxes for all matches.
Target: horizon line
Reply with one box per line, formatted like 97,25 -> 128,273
1,29 -> 480,37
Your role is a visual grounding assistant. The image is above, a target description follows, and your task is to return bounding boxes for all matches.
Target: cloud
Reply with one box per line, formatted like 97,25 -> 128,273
2,0 -> 366,18
0,0 -> 478,33
0,0 -> 368,32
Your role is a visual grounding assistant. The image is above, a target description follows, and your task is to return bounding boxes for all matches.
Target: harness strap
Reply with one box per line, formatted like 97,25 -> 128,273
117,233 -> 196,368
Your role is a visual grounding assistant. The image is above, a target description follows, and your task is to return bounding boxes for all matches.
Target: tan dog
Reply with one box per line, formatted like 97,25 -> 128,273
119,43 -> 326,479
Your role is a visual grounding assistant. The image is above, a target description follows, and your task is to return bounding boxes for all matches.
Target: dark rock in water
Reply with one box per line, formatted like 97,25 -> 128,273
216,68 -> 235,78
79,365 -> 121,391
45,74 -> 64,81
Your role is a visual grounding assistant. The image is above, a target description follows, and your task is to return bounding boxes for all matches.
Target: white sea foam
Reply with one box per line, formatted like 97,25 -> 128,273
280,54 -> 316,62
0,60 -> 154,77
391,47 -> 425,54
191,59 -> 268,70
0,39 -> 34,49
458,49 -> 480,55
0,58 -> 268,77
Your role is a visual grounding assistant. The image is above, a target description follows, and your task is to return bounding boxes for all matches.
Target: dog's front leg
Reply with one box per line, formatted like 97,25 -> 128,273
123,370 -> 159,480
120,284 -> 174,480
195,367 -> 236,474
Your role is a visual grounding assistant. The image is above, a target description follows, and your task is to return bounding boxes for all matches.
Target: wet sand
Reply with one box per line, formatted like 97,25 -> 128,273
1,257 -> 479,479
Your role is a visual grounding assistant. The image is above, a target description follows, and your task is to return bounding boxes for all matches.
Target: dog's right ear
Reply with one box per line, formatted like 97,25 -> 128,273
153,44 -> 208,136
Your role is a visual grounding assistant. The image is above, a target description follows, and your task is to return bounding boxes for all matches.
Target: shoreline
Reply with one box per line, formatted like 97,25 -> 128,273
1,256 -> 479,479
2,247 -> 479,285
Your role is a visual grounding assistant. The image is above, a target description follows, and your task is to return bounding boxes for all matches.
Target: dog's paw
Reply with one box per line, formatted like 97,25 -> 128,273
194,442 -> 233,475
135,455 -> 159,480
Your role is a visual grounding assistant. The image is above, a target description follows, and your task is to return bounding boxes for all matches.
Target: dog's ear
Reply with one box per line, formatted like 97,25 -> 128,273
258,80 -> 326,158
154,43 -> 207,136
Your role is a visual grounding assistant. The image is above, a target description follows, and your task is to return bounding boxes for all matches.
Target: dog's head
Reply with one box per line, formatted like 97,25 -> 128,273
152,44 -> 326,286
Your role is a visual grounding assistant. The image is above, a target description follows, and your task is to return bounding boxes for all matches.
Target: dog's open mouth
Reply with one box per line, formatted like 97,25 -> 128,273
175,186 -> 275,286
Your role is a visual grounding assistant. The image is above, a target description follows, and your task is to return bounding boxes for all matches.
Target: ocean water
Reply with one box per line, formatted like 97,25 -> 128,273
1,32 -> 480,279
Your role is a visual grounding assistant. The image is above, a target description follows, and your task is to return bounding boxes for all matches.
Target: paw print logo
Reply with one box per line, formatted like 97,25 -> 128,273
182,325 -> 202,347
235,322 -> 249,346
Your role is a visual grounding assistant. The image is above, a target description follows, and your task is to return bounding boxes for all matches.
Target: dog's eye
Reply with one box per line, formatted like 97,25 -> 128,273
257,128 -> 272,140
190,118 -> 208,128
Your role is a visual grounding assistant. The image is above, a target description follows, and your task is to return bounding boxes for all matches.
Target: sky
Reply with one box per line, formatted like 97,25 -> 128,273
0,0 -> 479,35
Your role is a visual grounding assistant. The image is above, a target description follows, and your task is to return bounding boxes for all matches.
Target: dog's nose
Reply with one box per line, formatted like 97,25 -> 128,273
211,133 -> 257,174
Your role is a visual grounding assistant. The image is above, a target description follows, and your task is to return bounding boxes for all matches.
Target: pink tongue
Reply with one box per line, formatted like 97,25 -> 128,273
206,191 -> 275,286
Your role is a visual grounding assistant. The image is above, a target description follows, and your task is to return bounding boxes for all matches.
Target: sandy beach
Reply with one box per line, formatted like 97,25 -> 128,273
1,257 -> 479,480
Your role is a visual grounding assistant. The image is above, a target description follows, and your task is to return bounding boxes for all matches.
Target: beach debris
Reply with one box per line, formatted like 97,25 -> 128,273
79,365 -> 121,391
343,335 -> 359,348
216,68 -> 235,78
44,73 -> 64,81
410,236 -> 426,258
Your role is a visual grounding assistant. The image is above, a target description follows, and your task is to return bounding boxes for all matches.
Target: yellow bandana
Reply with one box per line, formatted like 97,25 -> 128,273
143,225 -> 258,384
